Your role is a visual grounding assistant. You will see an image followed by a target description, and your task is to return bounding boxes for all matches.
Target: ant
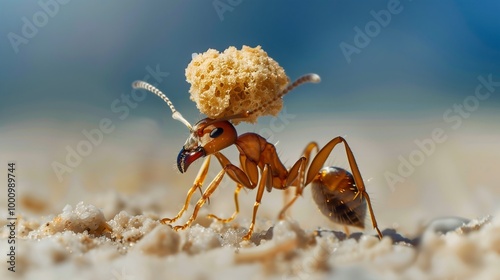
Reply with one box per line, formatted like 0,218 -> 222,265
132,74 -> 383,240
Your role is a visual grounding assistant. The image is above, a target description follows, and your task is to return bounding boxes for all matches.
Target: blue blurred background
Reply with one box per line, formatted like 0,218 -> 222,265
1,0 -> 499,232
2,0 -> 499,121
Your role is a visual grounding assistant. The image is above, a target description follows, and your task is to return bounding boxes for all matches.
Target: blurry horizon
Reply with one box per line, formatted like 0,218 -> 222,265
1,1 -> 499,124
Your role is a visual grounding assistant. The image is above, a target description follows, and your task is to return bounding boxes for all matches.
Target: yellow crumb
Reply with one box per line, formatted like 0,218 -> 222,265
185,45 -> 290,124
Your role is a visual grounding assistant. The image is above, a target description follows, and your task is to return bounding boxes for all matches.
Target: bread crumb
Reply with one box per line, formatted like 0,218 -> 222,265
185,45 -> 289,124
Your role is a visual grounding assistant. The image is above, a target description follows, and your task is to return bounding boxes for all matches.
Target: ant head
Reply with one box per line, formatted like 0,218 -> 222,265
132,73 -> 320,173
177,118 -> 237,173
132,81 -> 239,173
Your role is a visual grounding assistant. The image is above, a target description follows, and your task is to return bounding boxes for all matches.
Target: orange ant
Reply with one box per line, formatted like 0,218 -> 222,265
132,74 -> 383,240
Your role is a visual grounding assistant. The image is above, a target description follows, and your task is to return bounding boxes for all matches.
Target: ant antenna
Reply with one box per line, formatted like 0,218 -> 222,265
132,81 -> 193,131
246,73 -> 321,117
280,73 -> 321,98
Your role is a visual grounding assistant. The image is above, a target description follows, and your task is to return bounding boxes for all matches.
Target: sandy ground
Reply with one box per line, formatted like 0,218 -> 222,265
1,200 -> 498,280
1,116 -> 499,279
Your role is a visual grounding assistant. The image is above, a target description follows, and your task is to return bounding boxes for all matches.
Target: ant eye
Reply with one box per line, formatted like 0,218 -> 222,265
209,127 -> 224,138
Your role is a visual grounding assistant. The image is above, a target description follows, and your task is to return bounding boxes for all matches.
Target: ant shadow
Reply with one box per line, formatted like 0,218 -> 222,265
249,226 -> 417,246
313,228 -> 417,246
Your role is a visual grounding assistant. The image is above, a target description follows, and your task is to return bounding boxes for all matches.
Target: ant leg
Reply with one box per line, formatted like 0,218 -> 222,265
278,157 -> 306,220
282,188 -> 293,213
173,168 -> 226,231
305,136 -> 383,239
359,190 -> 383,239
341,138 -> 383,239
278,142 -> 319,219
207,184 -> 243,223
242,164 -> 270,241
161,156 -> 211,224
344,226 -> 351,237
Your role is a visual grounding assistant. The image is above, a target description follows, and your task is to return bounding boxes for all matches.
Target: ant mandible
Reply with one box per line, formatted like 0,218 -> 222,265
132,74 -> 383,240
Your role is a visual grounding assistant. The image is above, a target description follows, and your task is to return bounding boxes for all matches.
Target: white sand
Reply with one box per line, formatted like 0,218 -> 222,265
1,199 -> 498,280
1,118 -> 499,280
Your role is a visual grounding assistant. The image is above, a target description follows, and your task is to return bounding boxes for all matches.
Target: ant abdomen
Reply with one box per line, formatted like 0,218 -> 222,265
311,167 -> 367,229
